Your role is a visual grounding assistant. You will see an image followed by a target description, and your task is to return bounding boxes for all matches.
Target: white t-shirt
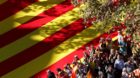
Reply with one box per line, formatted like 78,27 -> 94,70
118,34 -> 124,43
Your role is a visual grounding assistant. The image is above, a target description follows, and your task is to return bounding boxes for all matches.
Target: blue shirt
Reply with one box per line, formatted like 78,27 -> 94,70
114,59 -> 124,70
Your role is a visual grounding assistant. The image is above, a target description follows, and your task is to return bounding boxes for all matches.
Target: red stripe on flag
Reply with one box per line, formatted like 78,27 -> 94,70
0,0 -> 38,21
0,19 -> 87,77
33,28 -> 120,78
0,0 -> 73,48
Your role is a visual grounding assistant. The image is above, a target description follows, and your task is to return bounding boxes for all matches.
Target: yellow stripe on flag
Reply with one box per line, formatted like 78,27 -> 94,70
0,0 -> 64,35
1,23 -> 112,78
0,5 -> 84,62
0,0 -> 6,4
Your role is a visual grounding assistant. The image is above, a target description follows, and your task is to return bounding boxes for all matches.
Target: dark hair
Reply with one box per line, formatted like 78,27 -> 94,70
57,68 -> 62,72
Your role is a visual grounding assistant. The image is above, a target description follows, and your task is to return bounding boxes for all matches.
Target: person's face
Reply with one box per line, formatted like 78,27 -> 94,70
78,64 -> 81,68
86,46 -> 89,50
67,64 -> 70,68
117,55 -> 121,59
108,66 -> 112,71
47,70 -> 51,74
115,50 -> 119,55
74,56 -> 78,61
128,60 -> 131,64
110,49 -> 114,53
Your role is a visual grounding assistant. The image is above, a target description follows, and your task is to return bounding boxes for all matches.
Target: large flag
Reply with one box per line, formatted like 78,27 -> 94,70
0,0 -> 121,78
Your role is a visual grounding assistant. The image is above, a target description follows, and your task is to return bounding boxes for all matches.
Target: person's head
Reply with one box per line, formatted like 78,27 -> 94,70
117,54 -> 121,60
86,46 -> 89,50
106,37 -> 112,42
127,58 -> 132,64
110,48 -> 115,54
72,61 -> 77,67
83,52 -> 88,57
108,65 -> 113,69
57,68 -> 62,73
83,58 -> 88,62
77,63 -> 82,68
47,70 -> 51,74
93,54 -> 97,58
115,49 -> 119,55
122,68 -> 127,72
74,55 -> 79,61
66,63 -> 71,68
59,70 -> 65,76
64,64 -> 68,70
118,30 -> 121,35
96,47 -> 100,51
74,55 -> 78,58
99,37 -> 105,43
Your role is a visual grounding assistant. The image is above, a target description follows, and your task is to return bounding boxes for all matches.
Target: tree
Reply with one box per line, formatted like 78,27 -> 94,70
71,0 -> 140,54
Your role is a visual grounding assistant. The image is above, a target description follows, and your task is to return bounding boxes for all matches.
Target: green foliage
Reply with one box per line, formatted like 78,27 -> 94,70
71,0 -> 140,53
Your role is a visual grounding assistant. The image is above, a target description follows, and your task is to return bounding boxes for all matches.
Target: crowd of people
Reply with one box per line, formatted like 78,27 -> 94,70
47,30 -> 140,78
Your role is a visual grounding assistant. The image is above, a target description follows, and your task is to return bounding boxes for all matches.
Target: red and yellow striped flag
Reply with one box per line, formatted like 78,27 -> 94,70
0,0 -> 122,78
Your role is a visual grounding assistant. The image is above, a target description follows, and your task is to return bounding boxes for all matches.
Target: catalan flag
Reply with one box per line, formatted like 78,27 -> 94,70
0,0 -> 122,78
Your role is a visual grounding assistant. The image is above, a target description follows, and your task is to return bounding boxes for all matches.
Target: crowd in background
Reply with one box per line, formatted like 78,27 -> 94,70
47,30 -> 140,78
